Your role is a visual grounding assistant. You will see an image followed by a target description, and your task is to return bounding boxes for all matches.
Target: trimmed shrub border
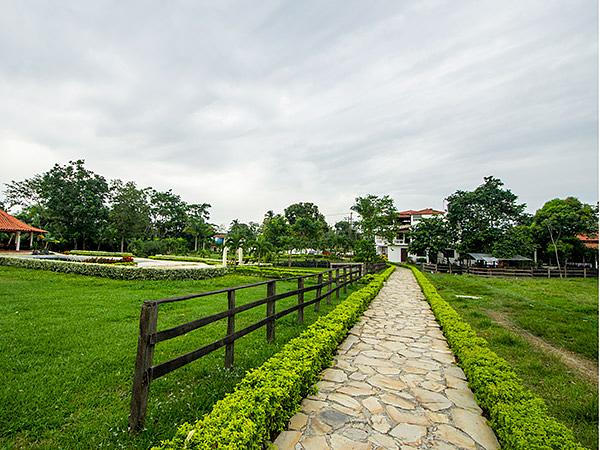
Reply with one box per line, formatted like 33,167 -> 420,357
149,255 -> 222,265
407,265 -> 585,450
66,250 -> 134,257
0,256 -> 228,281
154,266 -> 395,449
233,265 -> 324,279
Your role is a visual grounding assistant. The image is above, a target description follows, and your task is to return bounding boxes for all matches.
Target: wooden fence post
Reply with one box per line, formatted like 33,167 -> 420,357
315,274 -> 323,312
343,267 -> 348,294
225,290 -> 235,368
335,269 -> 340,299
584,267 -> 587,278
297,277 -> 304,323
327,270 -> 333,304
266,281 -> 276,343
129,301 -> 159,433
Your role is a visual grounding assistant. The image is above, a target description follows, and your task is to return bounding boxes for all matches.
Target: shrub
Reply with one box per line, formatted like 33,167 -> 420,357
149,255 -> 222,265
233,266 -> 324,279
0,256 -> 228,281
154,266 -> 396,449
128,238 -> 188,257
407,265 -> 585,450
66,250 -> 134,257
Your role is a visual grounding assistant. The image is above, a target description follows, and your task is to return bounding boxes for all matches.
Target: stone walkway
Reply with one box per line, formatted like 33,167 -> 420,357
274,268 -> 499,450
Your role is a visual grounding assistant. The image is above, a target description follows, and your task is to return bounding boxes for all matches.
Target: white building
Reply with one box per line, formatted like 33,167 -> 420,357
375,208 -> 445,263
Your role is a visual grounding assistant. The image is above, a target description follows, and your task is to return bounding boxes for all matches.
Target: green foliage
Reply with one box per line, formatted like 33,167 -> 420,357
149,255 -> 222,265
351,194 -> 398,243
226,220 -> 258,252
532,197 -> 598,267
492,225 -> 535,259
155,266 -> 396,449
149,190 -> 189,238
184,203 -> 213,252
353,238 -> 382,263
0,256 -> 227,281
284,202 -> 329,251
109,181 -> 152,252
408,216 -> 450,262
408,265 -> 585,450
67,250 -> 134,257
129,238 -> 188,257
233,265 -> 323,279
446,176 -> 527,253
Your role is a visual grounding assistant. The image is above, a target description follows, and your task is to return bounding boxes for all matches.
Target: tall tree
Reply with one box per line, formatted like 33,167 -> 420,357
149,190 -> 188,238
109,181 -> 151,253
284,202 -> 328,251
6,160 -> 109,249
184,203 -> 212,251
408,216 -> 451,263
351,195 -> 398,243
446,176 -> 526,253
532,197 -> 598,273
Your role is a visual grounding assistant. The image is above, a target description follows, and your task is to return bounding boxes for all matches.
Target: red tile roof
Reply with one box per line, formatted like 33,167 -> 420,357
0,209 -> 47,233
398,208 -> 445,217
577,233 -> 598,249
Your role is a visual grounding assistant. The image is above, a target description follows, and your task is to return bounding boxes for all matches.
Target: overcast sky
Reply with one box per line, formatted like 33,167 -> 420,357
1,1 -> 597,227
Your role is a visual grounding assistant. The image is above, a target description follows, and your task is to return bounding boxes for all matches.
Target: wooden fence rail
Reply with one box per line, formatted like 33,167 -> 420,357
421,263 -> 598,278
128,264 -> 378,432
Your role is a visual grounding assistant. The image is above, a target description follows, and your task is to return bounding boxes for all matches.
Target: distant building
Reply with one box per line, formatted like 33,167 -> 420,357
375,208 -> 445,263
213,233 -> 226,245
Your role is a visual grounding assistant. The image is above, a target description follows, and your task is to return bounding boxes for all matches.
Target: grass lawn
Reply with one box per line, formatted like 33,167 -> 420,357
425,272 -> 599,449
0,266 -> 357,449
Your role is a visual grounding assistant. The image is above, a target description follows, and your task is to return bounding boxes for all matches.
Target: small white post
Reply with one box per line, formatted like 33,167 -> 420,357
29,233 -> 34,248
237,248 -> 243,265
15,231 -> 21,252
222,247 -> 228,266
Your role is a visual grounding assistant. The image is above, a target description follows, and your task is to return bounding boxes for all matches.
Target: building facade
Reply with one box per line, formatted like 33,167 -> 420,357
375,208 -> 445,263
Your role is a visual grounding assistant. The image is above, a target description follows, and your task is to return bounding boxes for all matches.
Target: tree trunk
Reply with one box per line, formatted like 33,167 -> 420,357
121,236 -> 125,253
547,225 -> 562,278
194,236 -> 198,252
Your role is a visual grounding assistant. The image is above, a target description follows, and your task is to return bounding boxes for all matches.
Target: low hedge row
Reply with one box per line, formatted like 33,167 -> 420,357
66,250 -> 134,257
233,265 -> 324,279
155,266 -> 396,449
408,265 -> 585,450
0,257 -> 228,281
149,255 -> 222,265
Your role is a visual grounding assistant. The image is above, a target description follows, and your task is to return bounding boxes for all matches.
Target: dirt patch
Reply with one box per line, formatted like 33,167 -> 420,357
485,310 -> 598,385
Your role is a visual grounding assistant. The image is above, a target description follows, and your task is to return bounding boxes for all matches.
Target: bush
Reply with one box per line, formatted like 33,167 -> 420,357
128,238 -> 188,258
66,250 -> 134,257
233,266 -> 324,279
407,265 -> 585,450
0,256 -> 228,281
149,255 -> 222,265
154,266 -> 396,449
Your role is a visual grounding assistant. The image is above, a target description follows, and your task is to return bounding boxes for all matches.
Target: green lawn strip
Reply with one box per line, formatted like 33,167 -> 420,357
423,273 -> 598,361
232,265 -> 326,278
0,266 -> 362,449
148,255 -> 222,265
154,266 -> 395,449
66,250 -> 135,257
424,272 -> 599,449
407,266 -> 587,450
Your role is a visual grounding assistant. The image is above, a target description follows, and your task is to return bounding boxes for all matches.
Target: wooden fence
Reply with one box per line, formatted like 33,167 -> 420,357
421,263 -> 598,278
129,264 -> 372,432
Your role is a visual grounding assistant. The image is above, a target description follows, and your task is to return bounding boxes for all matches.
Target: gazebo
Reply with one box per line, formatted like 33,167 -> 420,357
0,209 -> 47,251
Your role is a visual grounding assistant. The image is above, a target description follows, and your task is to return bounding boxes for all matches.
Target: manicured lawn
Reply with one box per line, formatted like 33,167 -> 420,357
425,273 -> 599,449
0,267 -> 356,449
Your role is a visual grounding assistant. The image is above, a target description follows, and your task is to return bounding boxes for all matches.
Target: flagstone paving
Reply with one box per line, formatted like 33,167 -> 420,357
273,268 -> 499,450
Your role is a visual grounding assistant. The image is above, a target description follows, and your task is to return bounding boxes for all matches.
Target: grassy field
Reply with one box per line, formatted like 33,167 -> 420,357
425,273 -> 599,449
0,266 -> 357,449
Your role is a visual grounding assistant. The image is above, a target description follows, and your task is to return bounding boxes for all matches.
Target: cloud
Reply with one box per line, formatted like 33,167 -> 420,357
0,0 -> 597,225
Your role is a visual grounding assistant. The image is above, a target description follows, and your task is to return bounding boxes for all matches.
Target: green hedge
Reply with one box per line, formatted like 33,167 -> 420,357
66,250 -> 134,257
148,255 -> 222,265
233,265 -> 324,279
408,265 -> 585,450
0,257 -> 228,281
154,266 -> 396,449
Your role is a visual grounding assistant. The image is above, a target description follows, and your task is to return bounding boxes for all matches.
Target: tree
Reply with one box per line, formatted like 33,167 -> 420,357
184,203 -> 212,251
351,195 -> 398,243
491,225 -> 535,259
5,160 -> 110,250
284,202 -> 328,251
446,176 -> 526,253
149,190 -> 188,238
109,181 -> 151,253
226,220 -> 257,256
532,197 -> 598,273
408,216 -> 450,263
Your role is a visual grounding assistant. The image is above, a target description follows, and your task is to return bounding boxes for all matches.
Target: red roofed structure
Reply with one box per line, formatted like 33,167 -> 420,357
398,208 -> 445,217
0,209 -> 47,251
577,233 -> 599,250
